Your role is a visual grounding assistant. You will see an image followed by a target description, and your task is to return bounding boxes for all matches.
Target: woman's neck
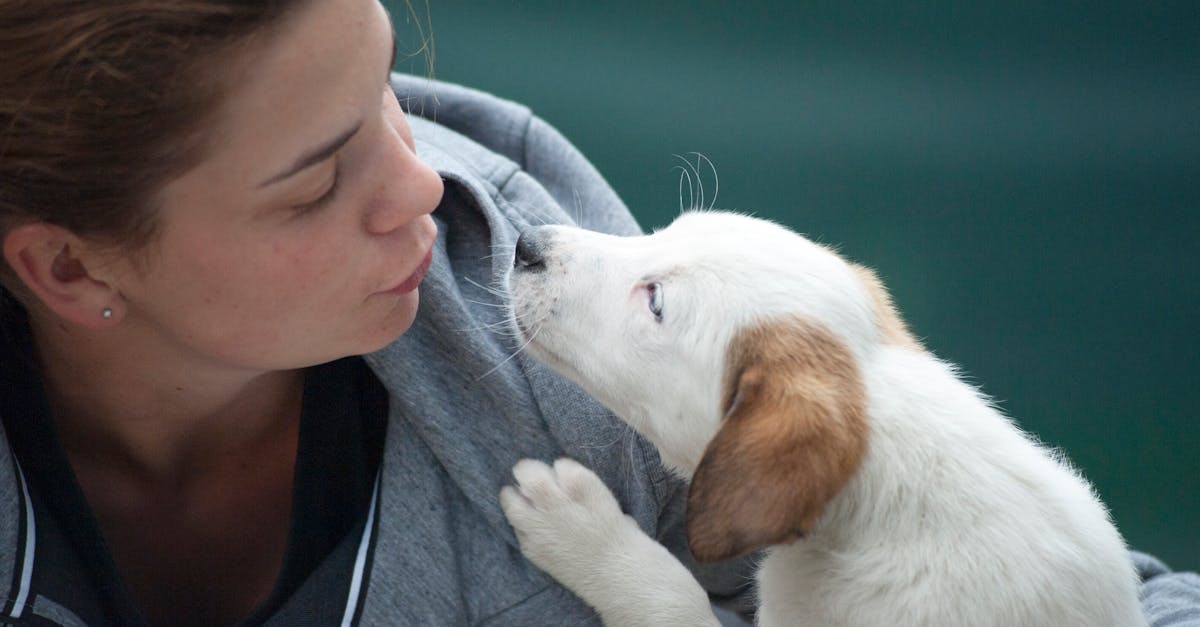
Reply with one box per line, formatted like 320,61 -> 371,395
23,306 -> 306,625
28,309 -> 306,488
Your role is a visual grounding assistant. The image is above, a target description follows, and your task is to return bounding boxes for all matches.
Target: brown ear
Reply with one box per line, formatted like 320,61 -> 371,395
686,317 -> 869,562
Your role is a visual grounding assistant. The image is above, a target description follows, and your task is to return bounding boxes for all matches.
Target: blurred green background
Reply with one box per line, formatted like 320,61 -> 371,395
385,1 -> 1198,571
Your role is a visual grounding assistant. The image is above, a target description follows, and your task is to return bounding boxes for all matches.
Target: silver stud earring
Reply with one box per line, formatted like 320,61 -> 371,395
102,308 -> 113,319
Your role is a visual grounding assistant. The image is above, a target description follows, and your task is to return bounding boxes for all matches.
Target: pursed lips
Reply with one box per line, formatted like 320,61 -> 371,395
377,245 -> 434,296
375,219 -> 439,297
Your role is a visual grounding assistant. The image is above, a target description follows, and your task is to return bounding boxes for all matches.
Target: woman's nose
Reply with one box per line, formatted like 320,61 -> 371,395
363,139 -> 444,235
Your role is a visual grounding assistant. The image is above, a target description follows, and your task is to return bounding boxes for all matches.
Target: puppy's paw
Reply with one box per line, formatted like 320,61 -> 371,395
501,459 -> 722,627
500,458 -> 636,579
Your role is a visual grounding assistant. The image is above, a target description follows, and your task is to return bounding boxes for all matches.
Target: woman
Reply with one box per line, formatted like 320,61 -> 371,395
0,0 -> 754,623
0,0 -> 1195,625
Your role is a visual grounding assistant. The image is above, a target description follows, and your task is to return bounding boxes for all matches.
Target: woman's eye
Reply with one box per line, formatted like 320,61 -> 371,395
292,165 -> 341,215
647,282 -> 664,321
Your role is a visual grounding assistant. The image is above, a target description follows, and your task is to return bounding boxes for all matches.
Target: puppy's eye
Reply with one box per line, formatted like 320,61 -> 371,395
648,282 -> 664,321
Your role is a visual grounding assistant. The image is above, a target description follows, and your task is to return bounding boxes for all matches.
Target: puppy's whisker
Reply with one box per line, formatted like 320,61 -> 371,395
674,162 -> 695,215
480,247 -> 516,262
471,314 -> 527,338
508,199 -> 556,227
692,151 -> 719,209
464,299 -> 511,310
672,152 -> 719,213
674,154 -> 697,212
462,276 -> 509,298
572,188 -> 585,226
476,321 -> 545,381
572,432 -> 625,451
459,317 -> 519,334
469,315 -> 511,328
536,205 -> 556,226
510,308 -> 551,330
689,154 -> 705,211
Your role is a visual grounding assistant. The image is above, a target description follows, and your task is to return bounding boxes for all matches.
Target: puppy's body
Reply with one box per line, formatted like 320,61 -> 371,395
500,212 -> 1143,626
758,346 -> 1136,626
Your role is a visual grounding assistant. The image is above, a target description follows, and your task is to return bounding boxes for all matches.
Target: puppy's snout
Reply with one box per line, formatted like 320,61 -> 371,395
515,228 -> 549,271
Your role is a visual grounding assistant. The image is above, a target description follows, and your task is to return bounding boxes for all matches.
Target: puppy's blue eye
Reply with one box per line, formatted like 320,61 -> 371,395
648,282 -> 664,321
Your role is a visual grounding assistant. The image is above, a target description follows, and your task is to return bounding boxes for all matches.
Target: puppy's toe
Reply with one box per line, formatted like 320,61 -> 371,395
511,458 -> 553,485
551,458 -> 618,507
499,485 -> 531,516
503,457 -> 626,530
510,458 -> 566,505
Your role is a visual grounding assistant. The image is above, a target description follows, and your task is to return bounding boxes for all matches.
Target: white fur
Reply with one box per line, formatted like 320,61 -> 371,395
500,459 -> 721,627
499,211 -> 1144,626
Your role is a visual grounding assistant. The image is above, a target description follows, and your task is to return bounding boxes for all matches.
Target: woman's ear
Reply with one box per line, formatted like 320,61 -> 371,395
685,317 -> 870,563
3,222 -> 123,328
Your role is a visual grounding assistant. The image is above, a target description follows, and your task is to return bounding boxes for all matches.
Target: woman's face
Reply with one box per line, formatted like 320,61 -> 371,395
108,0 -> 443,371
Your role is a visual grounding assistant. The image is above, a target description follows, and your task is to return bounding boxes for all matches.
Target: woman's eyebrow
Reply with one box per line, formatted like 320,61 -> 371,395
262,9 -> 396,189
259,120 -> 362,188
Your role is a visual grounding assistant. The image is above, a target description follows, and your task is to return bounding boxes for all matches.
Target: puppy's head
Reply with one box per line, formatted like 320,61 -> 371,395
507,211 -> 915,561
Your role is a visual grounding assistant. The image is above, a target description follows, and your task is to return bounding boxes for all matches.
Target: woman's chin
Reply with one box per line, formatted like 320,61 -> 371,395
361,289 -> 421,353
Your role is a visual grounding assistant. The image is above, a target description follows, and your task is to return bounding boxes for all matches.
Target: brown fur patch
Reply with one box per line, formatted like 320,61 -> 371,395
850,263 -> 922,351
686,316 -> 869,562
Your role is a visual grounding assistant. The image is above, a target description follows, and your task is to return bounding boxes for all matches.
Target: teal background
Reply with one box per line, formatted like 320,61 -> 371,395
386,1 -> 1198,571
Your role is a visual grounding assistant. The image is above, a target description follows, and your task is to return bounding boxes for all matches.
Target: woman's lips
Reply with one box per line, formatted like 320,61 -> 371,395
382,248 -> 433,295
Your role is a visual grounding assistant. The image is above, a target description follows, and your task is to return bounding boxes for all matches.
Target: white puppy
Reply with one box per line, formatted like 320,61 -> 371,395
499,211 -> 1144,627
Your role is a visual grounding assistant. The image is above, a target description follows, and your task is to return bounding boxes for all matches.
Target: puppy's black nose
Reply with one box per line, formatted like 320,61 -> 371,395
514,228 -> 547,270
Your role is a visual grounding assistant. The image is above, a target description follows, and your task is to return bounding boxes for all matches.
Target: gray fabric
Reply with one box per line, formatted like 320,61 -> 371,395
32,595 -> 89,627
0,429 -> 18,612
1138,552 -> 1200,626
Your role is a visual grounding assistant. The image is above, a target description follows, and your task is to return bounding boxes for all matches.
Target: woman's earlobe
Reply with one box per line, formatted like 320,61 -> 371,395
3,222 -> 123,329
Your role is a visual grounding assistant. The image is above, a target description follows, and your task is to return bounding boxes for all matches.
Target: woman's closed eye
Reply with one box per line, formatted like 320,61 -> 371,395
291,161 -> 342,215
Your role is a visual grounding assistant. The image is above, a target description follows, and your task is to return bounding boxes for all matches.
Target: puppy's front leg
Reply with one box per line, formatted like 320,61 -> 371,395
500,458 -> 721,627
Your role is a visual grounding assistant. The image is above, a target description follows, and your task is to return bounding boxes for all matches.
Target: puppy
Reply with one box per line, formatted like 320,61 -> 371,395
499,211 -> 1144,627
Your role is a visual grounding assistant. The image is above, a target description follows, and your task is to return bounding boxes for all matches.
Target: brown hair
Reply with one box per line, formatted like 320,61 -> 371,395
0,0 -> 311,288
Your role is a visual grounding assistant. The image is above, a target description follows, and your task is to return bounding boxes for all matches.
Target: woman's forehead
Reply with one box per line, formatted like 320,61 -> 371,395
174,0 -> 393,192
